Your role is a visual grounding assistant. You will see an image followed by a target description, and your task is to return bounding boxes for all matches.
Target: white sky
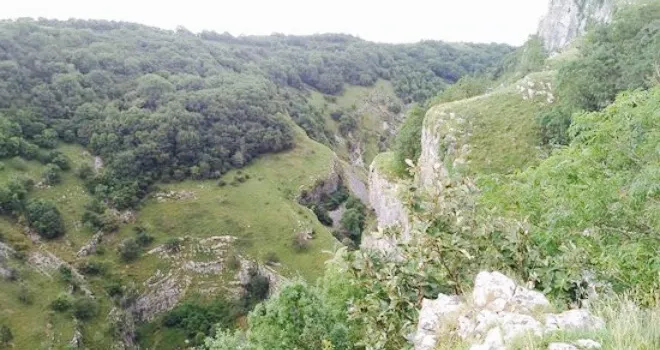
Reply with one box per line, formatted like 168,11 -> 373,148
3,0 -> 550,45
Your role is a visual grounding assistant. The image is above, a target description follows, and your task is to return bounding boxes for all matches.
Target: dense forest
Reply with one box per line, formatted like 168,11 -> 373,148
0,19 -> 512,210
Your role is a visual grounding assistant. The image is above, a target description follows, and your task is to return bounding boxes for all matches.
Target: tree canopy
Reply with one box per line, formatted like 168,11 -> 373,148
0,19 -> 512,208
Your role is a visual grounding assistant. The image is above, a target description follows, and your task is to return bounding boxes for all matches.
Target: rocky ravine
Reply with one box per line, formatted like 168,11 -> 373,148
414,271 -> 605,350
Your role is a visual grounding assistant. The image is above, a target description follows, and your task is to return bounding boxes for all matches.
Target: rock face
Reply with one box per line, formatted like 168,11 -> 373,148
413,271 -> 605,350
537,0 -> 625,53
363,155 -> 410,252
418,107 -> 470,189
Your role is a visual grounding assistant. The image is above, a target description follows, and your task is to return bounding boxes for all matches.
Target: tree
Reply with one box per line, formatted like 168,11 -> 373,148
118,238 -> 141,262
25,199 -> 65,239
42,164 -> 62,185
0,325 -> 12,346
73,297 -> 99,320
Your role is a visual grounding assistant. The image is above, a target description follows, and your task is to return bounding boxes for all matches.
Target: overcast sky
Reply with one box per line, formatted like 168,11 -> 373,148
3,0 -> 550,45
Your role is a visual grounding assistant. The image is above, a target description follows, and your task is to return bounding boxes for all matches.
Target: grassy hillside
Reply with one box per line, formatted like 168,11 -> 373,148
424,71 -> 555,177
0,121 -> 340,349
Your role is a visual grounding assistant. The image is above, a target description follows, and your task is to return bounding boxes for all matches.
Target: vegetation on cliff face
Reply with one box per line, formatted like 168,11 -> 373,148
539,1 -> 660,145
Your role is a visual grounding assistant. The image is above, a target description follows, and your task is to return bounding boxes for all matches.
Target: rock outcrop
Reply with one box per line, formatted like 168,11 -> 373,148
414,271 -> 605,350
363,153 -> 410,252
537,0 -> 630,53
418,107 -> 471,189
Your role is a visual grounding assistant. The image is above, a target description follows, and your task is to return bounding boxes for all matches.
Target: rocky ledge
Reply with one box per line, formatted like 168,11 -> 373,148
414,271 -> 604,350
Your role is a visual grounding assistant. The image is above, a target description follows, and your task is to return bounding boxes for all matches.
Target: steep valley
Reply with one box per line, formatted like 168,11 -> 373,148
1,0 -> 659,349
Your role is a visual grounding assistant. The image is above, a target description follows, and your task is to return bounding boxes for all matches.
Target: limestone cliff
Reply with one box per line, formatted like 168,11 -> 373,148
418,72 -> 555,189
362,153 -> 410,252
538,0 -> 631,53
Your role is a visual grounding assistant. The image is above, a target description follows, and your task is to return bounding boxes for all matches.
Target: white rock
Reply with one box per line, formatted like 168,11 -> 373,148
473,271 -> 516,309
457,315 -> 476,339
538,0 -> 617,53
474,309 -> 499,334
545,309 -> 606,332
575,339 -> 602,349
548,343 -> 578,350
510,286 -> 550,313
470,327 -> 505,350
498,312 -> 544,342
413,294 -> 463,350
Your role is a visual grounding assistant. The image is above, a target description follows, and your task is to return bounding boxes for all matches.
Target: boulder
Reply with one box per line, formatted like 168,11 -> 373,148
545,309 -> 606,332
413,271 -> 606,350
413,294 -> 464,350
575,339 -> 602,349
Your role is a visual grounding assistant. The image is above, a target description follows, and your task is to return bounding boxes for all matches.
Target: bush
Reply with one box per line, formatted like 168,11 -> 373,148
41,164 -> 62,185
17,286 -> 33,305
0,325 -> 12,345
393,106 -> 427,176
330,109 -> 344,121
50,153 -> 71,170
59,265 -> 74,284
76,164 -> 94,180
118,238 -> 141,262
162,297 -> 240,345
78,261 -> 107,276
164,238 -> 181,253
105,281 -> 124,297
312,205 -> 333,226
241,268 -> 270,312
25,199 -> 65,239
135,231 -> 154,247
73,297 -> 99,320
51,293 -> 72,312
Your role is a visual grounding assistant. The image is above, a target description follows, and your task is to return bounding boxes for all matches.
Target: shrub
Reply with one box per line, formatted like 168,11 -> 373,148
118,239 -> 141,262
25,199 -> 65,239
78,261 -> 107,276
73,297 -> 99,320
50,153 -> 71,170
0,325 -> 12,345
240,268 -> 270,311
51,293 -> 72,312
164,238 -> 181,253
162,297 -> 240,345
330,109 -> 344,121
41,164 -> 62,185
392,106 -> 427,176
76,164 -> 94,180
105,281 -> 124,297
135,231 -> 154,247
17,286 -> 33,305
58,265 -> 74,284
312,205 -> 333,226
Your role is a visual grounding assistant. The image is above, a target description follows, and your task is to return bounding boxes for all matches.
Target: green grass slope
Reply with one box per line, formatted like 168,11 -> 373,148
424,71 -> 555,177
0,122 -> 340,349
